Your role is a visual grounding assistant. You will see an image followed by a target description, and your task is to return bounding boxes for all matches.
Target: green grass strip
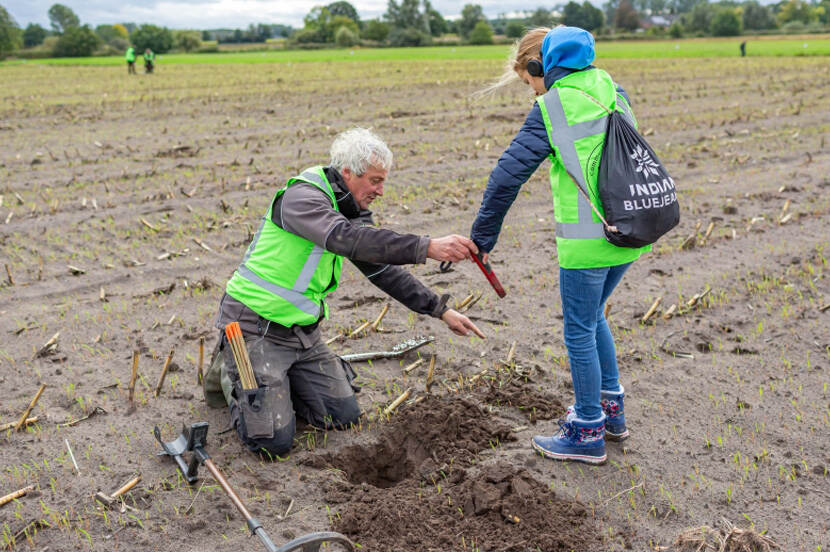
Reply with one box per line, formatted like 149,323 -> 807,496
2,36 -> 829,67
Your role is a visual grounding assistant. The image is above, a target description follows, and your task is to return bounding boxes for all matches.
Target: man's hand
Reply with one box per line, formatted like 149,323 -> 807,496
441,309 -> 485,338
427,235 -> 478,263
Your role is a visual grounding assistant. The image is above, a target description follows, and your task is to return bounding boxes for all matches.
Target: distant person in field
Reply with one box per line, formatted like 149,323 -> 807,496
143,48 -> 155,73
470,26 -> 649,465
125,46 -> 136,74
203,128 -> 484,458
740,41 -> 747,57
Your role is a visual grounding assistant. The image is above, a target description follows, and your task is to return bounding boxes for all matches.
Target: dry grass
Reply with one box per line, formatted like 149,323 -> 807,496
673,518 -> 778,552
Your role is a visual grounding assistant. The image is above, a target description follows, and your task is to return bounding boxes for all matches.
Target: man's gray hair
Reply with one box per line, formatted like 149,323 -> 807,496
329,127 -> 393,176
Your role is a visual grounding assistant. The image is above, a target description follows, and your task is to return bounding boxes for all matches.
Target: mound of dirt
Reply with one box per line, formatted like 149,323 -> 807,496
482,378 -> 566,423
315,395 -> 515,487
330,462 -> 601,552
310,396 -> 601,550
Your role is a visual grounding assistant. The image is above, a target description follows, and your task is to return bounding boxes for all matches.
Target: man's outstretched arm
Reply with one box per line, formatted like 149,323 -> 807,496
279,184 -> 477,265
352,259 -> 484,338
279,184 -> 483,337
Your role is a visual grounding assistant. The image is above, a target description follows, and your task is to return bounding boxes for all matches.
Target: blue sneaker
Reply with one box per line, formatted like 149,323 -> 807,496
564,385 -> 629,442
531,415 -> 606,465
601,386 -> 629,442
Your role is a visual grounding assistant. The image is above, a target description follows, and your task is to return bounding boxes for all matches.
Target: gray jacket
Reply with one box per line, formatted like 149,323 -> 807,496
217,167 -> 448,348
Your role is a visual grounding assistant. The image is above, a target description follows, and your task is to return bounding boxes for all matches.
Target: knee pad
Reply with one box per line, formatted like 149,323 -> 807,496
255,423 -> 296,458
331,394 -> 361,428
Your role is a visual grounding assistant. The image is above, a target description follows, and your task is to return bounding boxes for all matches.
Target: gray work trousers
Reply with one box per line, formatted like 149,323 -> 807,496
204,333 -> 360,457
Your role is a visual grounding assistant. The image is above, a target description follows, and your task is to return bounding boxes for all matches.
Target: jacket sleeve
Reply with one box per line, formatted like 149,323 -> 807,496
615,84 -> 632,106
278,184 -> 429,265
325,218 -> 430,265
278,186 -> 444,316
470,102 -> 553,253
351,260 -> 448,318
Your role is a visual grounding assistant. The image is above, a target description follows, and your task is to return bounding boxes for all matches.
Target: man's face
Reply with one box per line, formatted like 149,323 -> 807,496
341,165 -> 387,210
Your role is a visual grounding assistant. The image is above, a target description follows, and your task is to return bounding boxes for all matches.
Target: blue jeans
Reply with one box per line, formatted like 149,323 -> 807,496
559,263 -> 631,420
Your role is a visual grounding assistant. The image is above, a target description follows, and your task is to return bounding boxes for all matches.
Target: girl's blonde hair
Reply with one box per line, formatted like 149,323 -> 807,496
474,27 -> 551,98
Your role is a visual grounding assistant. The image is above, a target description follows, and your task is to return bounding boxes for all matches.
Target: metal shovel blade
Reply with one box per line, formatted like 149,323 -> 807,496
154,422 -> 209,456
340,335 -> 434,363
154,425 -> 188,456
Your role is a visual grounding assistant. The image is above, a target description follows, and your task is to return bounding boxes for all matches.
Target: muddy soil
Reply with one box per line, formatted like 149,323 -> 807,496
483,374 -> 566,424
1,56 -> 829,551
329,461 -> 601,552
315,396 -> 608,551
300,395 -> 608,551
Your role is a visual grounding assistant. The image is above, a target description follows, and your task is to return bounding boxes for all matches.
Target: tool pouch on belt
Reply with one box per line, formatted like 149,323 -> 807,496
232,381 -> 274,440
203,336 -> 228,408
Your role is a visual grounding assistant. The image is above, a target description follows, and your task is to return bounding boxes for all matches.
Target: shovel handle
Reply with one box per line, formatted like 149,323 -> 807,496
203,458 -> 257,525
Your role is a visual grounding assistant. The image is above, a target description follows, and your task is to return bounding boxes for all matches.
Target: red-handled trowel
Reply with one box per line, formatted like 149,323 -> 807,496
441,254 -> 506,298
471,252 -> 507,298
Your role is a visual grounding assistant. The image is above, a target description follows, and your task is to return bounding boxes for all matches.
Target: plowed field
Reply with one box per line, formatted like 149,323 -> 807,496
1,54 -> 829,551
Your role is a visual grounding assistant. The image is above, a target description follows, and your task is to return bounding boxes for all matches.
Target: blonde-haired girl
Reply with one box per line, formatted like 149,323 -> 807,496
471,27 -> 650,464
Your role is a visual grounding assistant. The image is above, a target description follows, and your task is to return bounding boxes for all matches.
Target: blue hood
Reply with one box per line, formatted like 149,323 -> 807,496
541,27 -> 595,73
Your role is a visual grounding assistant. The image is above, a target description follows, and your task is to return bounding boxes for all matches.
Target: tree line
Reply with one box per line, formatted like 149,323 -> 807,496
2,0 -> 829,59
0,3 -> 203,59
291,0 -> 830,46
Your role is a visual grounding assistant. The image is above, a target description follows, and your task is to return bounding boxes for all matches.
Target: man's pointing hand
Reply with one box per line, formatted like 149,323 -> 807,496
441,309 -> 485,338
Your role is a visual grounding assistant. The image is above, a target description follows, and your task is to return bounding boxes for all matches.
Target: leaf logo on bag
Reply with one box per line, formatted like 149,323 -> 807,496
629,144 -> 661,177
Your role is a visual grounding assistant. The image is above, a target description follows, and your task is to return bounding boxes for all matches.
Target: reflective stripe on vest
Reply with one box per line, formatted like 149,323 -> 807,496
539,89 -> 607,240
232,167 -> 334,317
291,169 -> 331,292
539,85 -> 636,240
236,264 -> 320,316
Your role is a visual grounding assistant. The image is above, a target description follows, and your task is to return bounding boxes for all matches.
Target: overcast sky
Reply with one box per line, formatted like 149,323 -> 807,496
5,1 -> 543,29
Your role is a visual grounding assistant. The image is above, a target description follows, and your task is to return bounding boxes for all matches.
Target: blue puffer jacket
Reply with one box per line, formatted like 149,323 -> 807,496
470,67 -> 631,254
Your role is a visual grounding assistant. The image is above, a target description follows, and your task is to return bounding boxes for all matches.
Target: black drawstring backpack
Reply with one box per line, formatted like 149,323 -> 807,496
564,91 -> 680,248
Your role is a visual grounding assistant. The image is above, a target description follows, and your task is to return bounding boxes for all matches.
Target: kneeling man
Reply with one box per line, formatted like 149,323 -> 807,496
204,128 -> 483,456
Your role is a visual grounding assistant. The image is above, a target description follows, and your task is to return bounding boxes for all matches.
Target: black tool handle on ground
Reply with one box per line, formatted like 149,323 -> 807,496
251,521 -> 278,552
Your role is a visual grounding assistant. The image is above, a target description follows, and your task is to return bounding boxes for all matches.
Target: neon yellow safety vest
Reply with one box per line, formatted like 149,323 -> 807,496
225,167 -> 344,326
537,68 -> 650,269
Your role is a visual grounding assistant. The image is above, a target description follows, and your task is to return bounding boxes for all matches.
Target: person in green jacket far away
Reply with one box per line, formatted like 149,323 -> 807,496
143,48 -> 155,73
125,46 -> 136,74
